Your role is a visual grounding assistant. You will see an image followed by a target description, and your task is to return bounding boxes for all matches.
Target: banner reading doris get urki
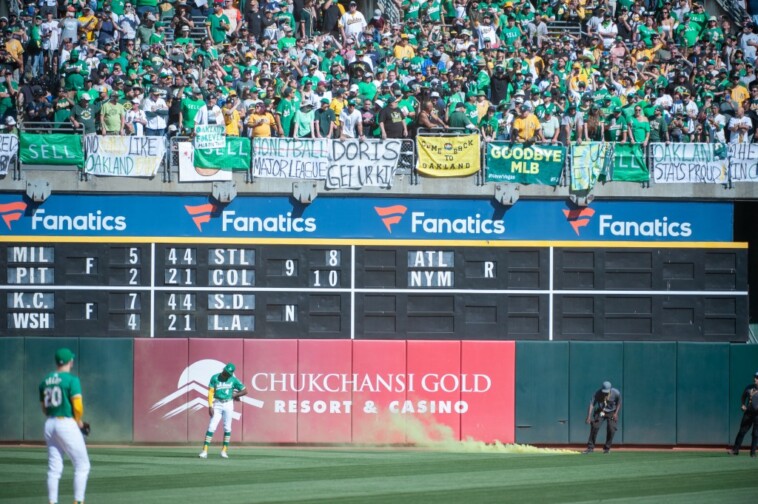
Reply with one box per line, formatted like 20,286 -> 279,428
134,340 -> 515,444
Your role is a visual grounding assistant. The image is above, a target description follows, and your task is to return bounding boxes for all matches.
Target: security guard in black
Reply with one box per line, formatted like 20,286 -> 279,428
729,371 -> 758,457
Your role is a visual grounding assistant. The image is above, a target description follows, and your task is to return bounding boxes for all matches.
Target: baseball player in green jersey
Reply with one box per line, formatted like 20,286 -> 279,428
39,348 -> 90,504
199,362 -> 247,459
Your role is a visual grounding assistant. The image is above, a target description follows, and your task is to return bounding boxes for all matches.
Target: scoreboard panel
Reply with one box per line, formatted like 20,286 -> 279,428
0,241 -> 748,341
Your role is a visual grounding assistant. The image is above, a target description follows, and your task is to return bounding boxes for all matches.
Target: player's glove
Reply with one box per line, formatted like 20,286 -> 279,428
80,422 -> 91,437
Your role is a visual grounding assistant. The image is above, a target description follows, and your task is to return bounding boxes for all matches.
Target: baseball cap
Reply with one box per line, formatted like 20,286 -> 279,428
55,348 -> 75,366
320,97 -> 330,104
602,381 -> 612,393
224,363 -> 236,374
754,371 -> 758,378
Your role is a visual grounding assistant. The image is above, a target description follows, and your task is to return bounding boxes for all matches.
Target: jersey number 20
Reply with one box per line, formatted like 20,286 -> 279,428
44,387 -> 63,408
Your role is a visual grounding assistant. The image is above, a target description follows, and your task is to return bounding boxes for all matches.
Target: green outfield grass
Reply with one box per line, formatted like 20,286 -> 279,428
0,446 -> 755,504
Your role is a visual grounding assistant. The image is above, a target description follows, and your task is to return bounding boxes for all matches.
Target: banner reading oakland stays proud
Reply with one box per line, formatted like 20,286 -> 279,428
485,143 -> 564,185
20,133 -> 84,168
416,134 -> 480,177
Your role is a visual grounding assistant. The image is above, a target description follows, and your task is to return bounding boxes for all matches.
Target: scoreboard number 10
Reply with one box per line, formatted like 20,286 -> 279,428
310,250 -> 341,287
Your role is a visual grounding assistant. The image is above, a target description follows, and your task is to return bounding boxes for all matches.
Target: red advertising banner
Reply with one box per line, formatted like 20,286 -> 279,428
406,341 -> 462,443
461,341 -> 516,443
186,339 -> 245,445
242,339 -> 298,443
352,340 -> 407,444
133,339 -> 516,445
133,339 -> 189,442
297,340 -> 353,443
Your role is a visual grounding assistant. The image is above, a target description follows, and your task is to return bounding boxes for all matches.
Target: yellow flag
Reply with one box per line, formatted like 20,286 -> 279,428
416,134 -> 481,177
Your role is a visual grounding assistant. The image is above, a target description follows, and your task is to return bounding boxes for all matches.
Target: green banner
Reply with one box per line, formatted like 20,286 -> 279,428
194,137 -> 251,171
19,133 -> 84,168
612,143 -> 649,182
485,143 -> 565,185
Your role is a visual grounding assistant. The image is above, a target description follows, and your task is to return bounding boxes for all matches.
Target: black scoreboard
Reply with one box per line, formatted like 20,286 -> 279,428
0,242 -> 748,341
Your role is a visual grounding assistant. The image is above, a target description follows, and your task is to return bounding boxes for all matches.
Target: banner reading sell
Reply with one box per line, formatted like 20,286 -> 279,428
178,142 -> 232,182
20,133 -> 84,168
0,134 -> 18,176
84,135 -> 165,177
194,137 -> 251,171
571,142 -> 612,190
611,143 -> 649,182
485,143 -> 564,185
416,134 -> 480,177
650,143 -> 728,184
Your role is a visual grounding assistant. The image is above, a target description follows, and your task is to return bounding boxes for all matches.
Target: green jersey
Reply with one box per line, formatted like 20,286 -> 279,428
277,98 -> 296,136
180,97 -> 206,129
207,13 -> 230,44
39,372 -> 82,418
209,373 -> 245,401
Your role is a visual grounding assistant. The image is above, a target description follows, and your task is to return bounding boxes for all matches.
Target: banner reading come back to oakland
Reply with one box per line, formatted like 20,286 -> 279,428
485,143 -> 565,185
416,134 -> 480,177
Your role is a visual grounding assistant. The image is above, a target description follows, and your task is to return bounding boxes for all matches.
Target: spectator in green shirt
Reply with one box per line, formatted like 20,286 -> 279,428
101,93 -> 126,135
207,5 -> 231,45
630,105 -> 651,146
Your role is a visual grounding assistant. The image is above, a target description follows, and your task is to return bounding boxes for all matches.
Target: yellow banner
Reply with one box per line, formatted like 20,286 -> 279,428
416,134 -> 481,177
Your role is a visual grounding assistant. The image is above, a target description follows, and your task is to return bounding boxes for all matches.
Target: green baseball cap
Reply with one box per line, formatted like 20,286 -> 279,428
224,363 -> 236,374
55,348 -> 75,366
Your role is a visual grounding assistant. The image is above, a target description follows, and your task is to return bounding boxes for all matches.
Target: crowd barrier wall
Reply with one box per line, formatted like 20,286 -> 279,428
7,133 -> 758,189
3,338 -> 757,447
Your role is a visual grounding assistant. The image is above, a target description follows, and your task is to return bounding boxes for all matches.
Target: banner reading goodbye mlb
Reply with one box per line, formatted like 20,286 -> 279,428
416,134 -> 480,177
485,143 -> 564,185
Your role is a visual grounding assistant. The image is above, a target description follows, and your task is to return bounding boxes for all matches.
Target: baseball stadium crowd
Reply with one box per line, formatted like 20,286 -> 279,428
2,0 -> 758,145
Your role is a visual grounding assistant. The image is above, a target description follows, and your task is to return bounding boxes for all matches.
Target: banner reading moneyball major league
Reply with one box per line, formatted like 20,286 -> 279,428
485,143 -> 564,185
20,132 -> 85,168
416,134 -> 480,177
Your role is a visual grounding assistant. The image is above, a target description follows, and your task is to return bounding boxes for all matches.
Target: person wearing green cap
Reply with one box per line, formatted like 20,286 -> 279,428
39,348 -> 90,504
199,362 -> 247,459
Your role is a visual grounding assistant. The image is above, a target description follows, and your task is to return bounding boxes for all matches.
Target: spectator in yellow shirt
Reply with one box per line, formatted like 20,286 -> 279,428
247,101 -> 276,138
78,7 -> 99,42
512,104 -> 543,143
394,34 -> 415,59
223,93 -> 241,136
730,76 -> 750,107
330,89 -> 347,127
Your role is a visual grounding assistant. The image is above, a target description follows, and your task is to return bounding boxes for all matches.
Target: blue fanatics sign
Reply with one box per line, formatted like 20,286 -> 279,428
0,194 -> 734,242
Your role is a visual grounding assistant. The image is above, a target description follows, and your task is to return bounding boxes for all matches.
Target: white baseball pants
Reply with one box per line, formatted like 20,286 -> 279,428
44,417 -> 90,503
207,399 -> 234,433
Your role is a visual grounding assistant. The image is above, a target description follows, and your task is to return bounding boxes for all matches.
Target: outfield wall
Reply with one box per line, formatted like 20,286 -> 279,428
4,338 -> 757,447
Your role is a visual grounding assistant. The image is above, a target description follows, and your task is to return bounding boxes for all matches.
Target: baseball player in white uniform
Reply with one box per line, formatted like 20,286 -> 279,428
199,362 -> 247,459
39,348 -> 90,504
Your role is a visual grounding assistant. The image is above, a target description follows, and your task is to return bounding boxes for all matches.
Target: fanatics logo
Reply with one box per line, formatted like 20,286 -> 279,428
0,201 -> 27,230
374,205 -> 407,233
563,207 -> 595,236
184,203 -> 220,232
